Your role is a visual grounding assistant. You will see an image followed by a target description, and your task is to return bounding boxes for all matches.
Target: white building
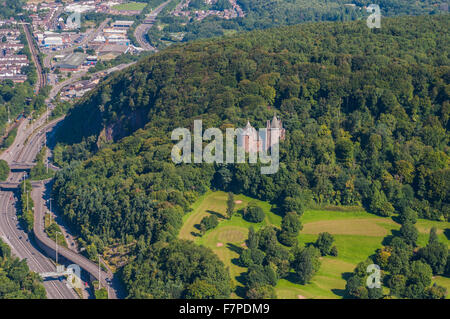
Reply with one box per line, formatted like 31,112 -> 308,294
44,36 -> 63,46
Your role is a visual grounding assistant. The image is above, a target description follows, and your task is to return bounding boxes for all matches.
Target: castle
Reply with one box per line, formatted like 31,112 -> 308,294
241,114 -> 286,153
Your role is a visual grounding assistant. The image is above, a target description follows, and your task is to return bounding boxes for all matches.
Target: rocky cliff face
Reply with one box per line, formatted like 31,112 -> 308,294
97,107 -> 148,148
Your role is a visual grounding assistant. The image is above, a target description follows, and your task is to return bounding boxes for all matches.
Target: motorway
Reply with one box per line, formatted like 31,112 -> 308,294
0,115 -> 77,299
134,0 -> 172,51
0,13 -> 134,299
0,114 -> 122,298
0,188 -> 78,298
0,52 -> 126,301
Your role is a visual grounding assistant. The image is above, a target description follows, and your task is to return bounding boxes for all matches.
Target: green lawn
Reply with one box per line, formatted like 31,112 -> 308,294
180,191 -> 450,299
112,2 -> 146,11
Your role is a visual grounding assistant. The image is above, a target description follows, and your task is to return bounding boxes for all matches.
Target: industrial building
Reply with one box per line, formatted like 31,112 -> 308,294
44,36 -> 63,46
112,20 -> 134,28
57,52 -> 87,71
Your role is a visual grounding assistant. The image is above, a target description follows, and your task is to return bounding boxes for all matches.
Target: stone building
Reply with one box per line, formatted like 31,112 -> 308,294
241,114 -> 286,153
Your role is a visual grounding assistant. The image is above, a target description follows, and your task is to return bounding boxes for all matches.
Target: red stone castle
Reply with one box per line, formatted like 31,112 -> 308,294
242,114 -> 285,153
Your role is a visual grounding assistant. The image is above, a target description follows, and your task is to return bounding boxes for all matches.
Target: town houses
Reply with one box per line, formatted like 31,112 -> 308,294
0,27 -> 29,83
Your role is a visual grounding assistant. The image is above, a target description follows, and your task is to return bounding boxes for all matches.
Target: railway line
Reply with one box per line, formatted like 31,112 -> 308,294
22,23 -> 46,93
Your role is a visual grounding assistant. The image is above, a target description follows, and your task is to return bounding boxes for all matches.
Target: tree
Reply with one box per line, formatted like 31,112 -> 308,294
122,240 -> 232,299
0,239 -> 46,299
0,160 -> 9,181
400,222 -> 418,247
368,287 -> 383,299
246,284 -> 277,299
239,248 -> 265,267
278,212 -> 302,246
282,196 -> 304,216
386,244 -> 412,276
408,260 -> 432,288
315,232 -> 335,256
388,274 -> 407,298
212,0 -> 232,11
375,246 -> 392,269
247,226 -> 258,250
94,287 -> 108,299
335,138 -> 353,163
185,279 -> 220,299
292,246 -> 321,284
214,167 -> 232,190
345,275 -> 368,299
370,187 -> 394,217
226,192 -> 235,219
424,283 -> 447,299
244,264 -> 278,289
417,227 -> 448,275
199,215 -> 219,234
398,207 -> 417,225
244,203 -> 265,223
330,245 -> 338,257
446,254 -> 450,277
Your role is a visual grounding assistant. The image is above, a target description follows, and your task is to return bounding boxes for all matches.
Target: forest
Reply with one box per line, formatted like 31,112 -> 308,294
52,14 -> 449,298
0,0 -> 25,19
147,0 -> 449,48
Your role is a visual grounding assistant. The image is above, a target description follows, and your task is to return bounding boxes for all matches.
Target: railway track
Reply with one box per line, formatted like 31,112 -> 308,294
22,24 -> 46,93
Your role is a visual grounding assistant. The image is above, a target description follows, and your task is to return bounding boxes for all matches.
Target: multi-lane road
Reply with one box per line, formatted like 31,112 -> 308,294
0,12 -> 136,300
0,189 -> 78,299
0,114 -> 122,298
134,0 -> 172,51
0,115 -> 77,299
0,43 -> 129,300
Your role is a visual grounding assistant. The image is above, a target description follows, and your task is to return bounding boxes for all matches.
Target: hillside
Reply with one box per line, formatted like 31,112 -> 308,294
52,15 -> 449,298
147,0 -> 449,48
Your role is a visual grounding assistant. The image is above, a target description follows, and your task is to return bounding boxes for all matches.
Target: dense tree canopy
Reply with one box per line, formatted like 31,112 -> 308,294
148,0 -> 449,49
0,239 -> 46,299
53,15 -> 449,298
121,240 -> 232,298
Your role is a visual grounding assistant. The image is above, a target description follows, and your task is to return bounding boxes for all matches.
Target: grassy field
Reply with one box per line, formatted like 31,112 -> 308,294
112,2 -> 147,11
179,191 -> 450,299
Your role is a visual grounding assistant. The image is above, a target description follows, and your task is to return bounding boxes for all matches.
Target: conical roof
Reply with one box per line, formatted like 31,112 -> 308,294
271,113 -> 281,128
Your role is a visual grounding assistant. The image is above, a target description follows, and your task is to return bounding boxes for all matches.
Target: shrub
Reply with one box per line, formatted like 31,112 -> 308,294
200,215 -> 219,233
244,203 -> 265,223
330,245 -> 338,257
315,232 -> 335,256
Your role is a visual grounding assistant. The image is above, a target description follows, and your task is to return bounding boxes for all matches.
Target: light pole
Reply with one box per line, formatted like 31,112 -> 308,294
24,175 -> 28,212
48,199 -> 52,224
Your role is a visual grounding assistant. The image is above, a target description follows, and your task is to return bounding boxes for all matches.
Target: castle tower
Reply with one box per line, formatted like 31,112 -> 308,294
265,113 -> 285,151
242,120 -> 259,153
